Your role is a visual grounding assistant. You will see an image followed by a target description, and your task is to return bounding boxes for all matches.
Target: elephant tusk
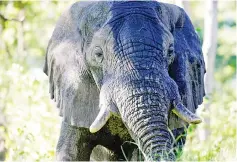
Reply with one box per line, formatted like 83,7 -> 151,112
89,106 -> 111,133
172,103 -> 202,124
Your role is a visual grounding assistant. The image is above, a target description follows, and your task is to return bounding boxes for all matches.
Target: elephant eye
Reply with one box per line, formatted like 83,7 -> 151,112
95,52 -> 103,57
168,44 -> 175,64
94,47 -> 104,63
168,44 -> 174,54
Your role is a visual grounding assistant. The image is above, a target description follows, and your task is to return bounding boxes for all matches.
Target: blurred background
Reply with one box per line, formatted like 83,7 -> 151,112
0,0 -> 236,161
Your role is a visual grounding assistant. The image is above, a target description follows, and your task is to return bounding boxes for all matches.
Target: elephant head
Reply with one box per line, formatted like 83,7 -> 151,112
43,1 -> 205,161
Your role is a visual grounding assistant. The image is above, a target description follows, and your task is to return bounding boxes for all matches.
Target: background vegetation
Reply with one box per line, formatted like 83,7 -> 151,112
0,1 -> 236,161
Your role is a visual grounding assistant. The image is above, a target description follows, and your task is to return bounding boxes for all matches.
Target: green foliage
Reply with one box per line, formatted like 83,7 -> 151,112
0,1 -> 77,160
0,1 -> 236,161
180,83 -> 236,161
2,64 -> 60,161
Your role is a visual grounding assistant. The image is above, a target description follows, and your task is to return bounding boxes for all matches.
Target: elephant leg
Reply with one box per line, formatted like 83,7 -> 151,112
121,143 -> 144,161
94,130 -> 125,160
91,145 -> 121,161
56,121 -> 95,161
92,144 -> 143,161
171,127 -> 187,158
98,139 -> 143,161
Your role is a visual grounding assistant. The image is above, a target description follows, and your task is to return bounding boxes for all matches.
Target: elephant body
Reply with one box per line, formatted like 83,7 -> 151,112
44,1 -> 205,161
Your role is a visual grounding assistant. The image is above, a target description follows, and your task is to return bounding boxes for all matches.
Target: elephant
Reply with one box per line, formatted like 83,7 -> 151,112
43,1 -> 205,161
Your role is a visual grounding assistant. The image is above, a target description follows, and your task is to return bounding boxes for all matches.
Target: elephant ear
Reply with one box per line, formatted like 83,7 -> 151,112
43,2 -> 101,128
157,4 -> 205,129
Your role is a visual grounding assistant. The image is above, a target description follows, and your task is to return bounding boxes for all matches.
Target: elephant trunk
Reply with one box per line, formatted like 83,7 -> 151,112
115,81 -> 175,161
126,106 -> 174,160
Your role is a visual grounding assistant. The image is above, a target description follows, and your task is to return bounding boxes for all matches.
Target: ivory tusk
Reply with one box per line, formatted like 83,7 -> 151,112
89,106 -> 111,133
172,103 -> 202,124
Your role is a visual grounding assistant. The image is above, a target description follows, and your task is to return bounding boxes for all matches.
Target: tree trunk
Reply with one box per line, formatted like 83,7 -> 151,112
200,0 -> 218,141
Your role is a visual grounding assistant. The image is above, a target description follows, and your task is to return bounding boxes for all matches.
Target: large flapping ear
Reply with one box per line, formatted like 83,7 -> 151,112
43,2 -> 105,128
156,3 -> 205,129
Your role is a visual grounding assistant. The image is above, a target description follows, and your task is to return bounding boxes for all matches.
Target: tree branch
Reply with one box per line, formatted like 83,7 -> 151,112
0,12 -> 24,22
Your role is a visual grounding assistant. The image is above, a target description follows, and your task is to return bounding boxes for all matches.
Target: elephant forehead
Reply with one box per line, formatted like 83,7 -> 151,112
109,1 -> 158,19
115,15 -> 171,48
121,16 -> 151,36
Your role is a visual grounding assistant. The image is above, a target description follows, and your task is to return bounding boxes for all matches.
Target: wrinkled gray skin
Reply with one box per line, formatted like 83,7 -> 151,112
43,1 -> 205,161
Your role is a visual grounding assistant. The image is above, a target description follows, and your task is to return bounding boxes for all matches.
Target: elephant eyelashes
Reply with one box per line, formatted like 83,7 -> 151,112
94,47 -> 104,63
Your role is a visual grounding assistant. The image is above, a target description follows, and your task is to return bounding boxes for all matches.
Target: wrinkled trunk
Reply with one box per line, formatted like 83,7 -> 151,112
115,77 -> 175,161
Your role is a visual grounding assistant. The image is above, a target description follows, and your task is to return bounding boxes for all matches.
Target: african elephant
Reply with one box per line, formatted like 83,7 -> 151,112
43,1 -> 205,161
